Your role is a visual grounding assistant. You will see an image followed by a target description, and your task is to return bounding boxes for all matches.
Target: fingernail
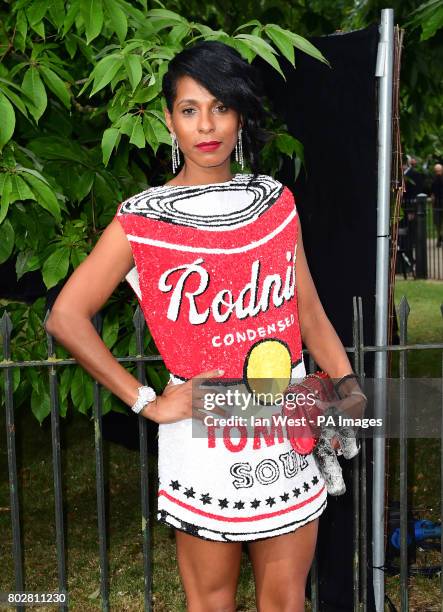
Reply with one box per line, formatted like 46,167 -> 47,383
218,369 -> 224,375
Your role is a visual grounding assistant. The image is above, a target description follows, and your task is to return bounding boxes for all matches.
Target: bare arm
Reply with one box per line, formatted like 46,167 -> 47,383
45,218 -> 145,409
295,220 -> 354,379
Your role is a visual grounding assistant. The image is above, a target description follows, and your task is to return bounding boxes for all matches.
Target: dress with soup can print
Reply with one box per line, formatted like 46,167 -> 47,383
114,173 -> 327,542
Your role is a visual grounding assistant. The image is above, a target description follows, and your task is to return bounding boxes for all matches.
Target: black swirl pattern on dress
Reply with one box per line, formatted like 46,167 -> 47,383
119,174 -> 284,229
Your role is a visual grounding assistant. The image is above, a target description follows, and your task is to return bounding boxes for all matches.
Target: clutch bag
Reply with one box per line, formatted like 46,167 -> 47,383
282,370 -> 338,454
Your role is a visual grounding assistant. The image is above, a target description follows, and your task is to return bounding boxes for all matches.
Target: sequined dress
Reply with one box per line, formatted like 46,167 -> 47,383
114,173 -> 327,542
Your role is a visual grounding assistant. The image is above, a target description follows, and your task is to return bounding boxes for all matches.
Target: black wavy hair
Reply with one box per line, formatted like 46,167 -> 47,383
162,40 -> 269,176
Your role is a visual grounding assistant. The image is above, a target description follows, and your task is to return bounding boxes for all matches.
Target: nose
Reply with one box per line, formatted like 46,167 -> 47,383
197,107 -> 216,133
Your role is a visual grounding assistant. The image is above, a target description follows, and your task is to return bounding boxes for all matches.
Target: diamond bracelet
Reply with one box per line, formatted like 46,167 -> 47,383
131,385 -> 157,414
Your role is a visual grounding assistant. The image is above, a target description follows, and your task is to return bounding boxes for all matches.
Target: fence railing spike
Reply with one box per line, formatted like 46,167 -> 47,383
1,310 -> 13,359
399,295 -> 410,319
1,309 -> 13,336
43,308 -> 52,325
92,312 -> 103,334
133,304 -> 145,328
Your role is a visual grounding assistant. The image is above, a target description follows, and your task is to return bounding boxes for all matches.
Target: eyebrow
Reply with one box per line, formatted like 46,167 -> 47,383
176,97 -> 219,106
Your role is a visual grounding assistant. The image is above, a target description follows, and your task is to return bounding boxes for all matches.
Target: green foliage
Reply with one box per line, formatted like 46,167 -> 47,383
341,0 -> 443,161
405,0 -> 443,41
0,1 -> 327,421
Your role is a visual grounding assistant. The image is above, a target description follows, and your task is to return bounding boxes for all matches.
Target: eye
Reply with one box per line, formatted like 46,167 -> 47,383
215,104 -> 228,113
182,108 -> 195,115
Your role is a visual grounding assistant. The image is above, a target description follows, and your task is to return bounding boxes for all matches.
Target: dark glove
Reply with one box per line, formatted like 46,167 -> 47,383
314,373 -> 367,459
314,373 -> 367,423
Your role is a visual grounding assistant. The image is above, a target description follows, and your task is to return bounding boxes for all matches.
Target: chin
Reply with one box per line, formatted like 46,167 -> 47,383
190,158 -> 228,169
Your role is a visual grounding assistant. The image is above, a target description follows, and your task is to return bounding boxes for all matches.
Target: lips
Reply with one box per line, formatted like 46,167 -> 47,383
196,141 -> 221,152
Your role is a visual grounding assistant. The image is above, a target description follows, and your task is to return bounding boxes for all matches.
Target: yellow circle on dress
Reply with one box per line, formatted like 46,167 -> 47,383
245,339 -> 292,404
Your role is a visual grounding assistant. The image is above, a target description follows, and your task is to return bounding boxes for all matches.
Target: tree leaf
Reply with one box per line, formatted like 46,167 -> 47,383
59,367 -> 75,417
0,84 -> 28,118
21,67 -> 47,122
0,92 -> 15,150
63,0 -> 80,36
280,29 -> 330,67
227,39 -> 255,63
233,20 -> 262,34
142,115 -> 159,154
16,249 -> 41,280
70,249 -> 87,267
39,65 -> 71,108
31,384 -> 51,424
132,85 -> 158,104
93,172 -> 118,207
19,170 -> 61,222
124,54 -> 142,91
104,0 -> 128,44
10,174 -> 35,202
75,170 -> 95,202
48,0 -> 66,30
265,24 -> 295,66
30,19 -> 45,39
80,0 -> 104,44
90,55 -> 123,96
42,246 -> 70,288
102,314 -> 119,349
145,8 -> 186,24
64,33 -> 77,58
71,367 -> 94,414
421,5 -> 443,40
60,368 -> 74,403
275,133 -> 296,156
235,34 -> 285,79
167,23 -> 190,44
129,115 -> 145,148
147,114 -> 171,145
0,219 -> 14,264
146,365 -> 162,393
117,113 -> 134,137
100,388 -> 114,416
14,10 -> 28,53
26,0 -> 48,26
0,174 -> 12,225
102,127 -> 120,165
235,34 -> 278,56
26,135 -> 88,164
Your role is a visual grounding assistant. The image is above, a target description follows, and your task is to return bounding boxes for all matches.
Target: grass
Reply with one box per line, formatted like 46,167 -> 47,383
391,279 -> 442,378
0,278 -> 441,611
384,279 -> 442,611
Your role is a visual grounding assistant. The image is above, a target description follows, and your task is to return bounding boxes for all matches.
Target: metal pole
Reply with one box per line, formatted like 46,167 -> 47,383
415,193 -> 428,279
374,8 -> 394,611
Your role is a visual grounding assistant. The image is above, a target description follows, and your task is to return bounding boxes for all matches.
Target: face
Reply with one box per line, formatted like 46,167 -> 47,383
164,75 -> 241,171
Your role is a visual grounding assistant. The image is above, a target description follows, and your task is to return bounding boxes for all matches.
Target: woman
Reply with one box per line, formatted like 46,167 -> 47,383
45,41 -> 362,611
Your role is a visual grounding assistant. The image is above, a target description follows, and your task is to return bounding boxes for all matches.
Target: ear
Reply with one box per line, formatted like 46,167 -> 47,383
164,106 -> 173,134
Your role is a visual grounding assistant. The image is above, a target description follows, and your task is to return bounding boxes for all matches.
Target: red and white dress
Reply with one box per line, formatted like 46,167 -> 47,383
115,173 -> 327,542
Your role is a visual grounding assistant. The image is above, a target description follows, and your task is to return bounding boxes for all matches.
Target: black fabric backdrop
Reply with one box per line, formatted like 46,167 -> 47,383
255,24 -> 379,611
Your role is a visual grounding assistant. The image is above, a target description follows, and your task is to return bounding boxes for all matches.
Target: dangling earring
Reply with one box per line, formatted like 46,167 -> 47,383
235,127 -> 244,170
171,133 -> 180,173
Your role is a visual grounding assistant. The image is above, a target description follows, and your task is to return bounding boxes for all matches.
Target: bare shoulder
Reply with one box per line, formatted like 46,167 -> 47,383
93,216 -> 134,267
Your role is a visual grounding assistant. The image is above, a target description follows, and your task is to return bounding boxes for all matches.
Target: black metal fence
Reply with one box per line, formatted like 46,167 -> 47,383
399,195 -> 443,280
1,297 -> 442,611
